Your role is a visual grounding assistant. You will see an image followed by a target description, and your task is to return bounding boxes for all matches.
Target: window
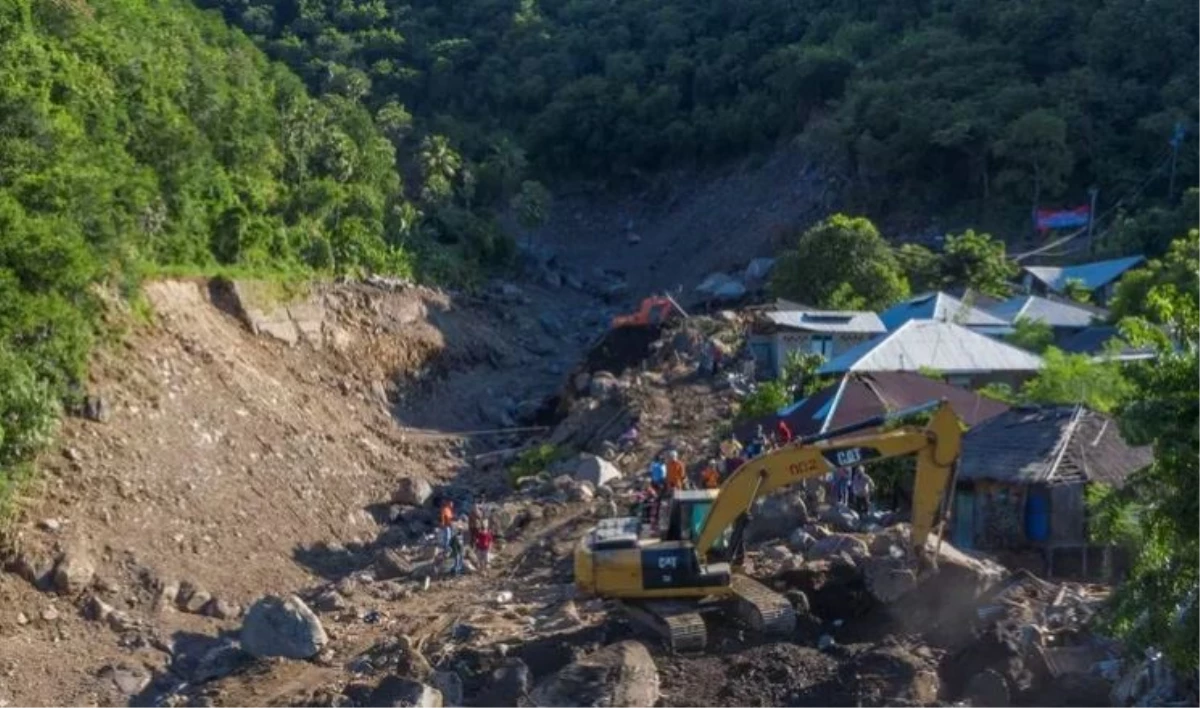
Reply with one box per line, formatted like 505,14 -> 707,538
947,375 -> 972,388
810,335 -> 834,357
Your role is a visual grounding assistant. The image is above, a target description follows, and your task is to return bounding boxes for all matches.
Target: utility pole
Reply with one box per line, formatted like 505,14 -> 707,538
1168,122 -> 1186,201
1086,187 -> 1099,254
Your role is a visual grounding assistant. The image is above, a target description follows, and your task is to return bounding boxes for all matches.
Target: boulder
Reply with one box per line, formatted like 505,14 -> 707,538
527,640 -> 659,708
239,595 -> 328,659
568,481 -> 596,503
376,549 -> 414,581
588,372 -> 621,400
83,395 -> 111,423
819,504 -> 860,532
431,671 -> 464,707
763,545 -> 793,563
394,478 -> 434,507
193,640 -> 253,683
369,676 -> 443,707
478,659 -> 531,706
203,597 -> 240,620
573,454 -> 622,487
695,273 -> 746,302
787,528 -> 816,553
10,548 -> 58,591
747,490 -> 809,542
52,547 -> 95,595
98,663 -> 150,696
742,258 -> 776,287
808,534 -> 870,561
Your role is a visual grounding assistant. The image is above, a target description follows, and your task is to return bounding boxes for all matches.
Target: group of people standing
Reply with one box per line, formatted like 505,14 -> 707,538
832,465 -> 875,515
436,498 -> 495,575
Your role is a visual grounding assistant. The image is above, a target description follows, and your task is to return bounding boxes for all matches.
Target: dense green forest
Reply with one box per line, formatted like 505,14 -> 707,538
200,0 -> 1198,227
0,0 -> 422,510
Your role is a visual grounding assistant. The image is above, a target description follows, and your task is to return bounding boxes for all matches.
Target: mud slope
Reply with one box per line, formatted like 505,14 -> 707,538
0,277 -> 599,706
525,144 -> 836,299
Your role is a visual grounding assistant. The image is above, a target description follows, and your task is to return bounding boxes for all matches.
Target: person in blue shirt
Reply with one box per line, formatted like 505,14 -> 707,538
649,455 -> 666,493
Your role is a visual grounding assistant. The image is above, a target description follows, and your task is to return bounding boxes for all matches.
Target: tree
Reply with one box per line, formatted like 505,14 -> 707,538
896,243 -> 942,294
419,135 -> 462,203
939,230 -> 1018,297
511,180 -> 552,232
1061,277 -> 1092,303
1088,239 -> 1198,672
771,215 -> 910,311
994,109 -> 1074,222
1018,347 -> 1131,414
1006,316 -> 1054,353
736,381 -> 790,422
1109,229 -> 1199,329
780,351 -> 826,398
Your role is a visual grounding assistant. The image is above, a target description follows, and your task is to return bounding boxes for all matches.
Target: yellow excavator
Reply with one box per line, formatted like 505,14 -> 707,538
574,399 -> 964,651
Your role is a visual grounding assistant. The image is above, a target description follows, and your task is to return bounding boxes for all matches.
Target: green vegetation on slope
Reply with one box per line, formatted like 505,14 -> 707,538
200,0 -> 1197,226
0,0 -> 417,514
1093,230 -> 1199,672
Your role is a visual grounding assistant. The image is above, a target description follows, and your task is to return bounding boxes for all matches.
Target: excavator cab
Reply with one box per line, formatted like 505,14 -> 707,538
662,490 -> 732,556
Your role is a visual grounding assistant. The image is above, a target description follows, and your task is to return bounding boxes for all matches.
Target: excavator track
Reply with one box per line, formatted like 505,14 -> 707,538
729,575 -> 797,635
618,600 -> 708,653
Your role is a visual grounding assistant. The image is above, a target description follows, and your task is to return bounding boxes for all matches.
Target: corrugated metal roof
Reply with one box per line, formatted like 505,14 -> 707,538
816,320 -> 1044,375
959,405 -> 1153,485
1023,255 -> 1145,291
733,371 -> 1010,440
879,292 -> 1010,330
765,309 -> 886,334
986,295 -> 1103,328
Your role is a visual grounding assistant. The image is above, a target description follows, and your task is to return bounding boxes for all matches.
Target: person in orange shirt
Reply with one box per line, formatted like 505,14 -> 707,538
665,450 -> 686,492
438,499 -> 455,552
699,459 -> 721,489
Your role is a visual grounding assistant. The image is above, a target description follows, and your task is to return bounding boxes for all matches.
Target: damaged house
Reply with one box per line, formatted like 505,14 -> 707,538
747,306 -> 886,379
953,405 -> 1153,579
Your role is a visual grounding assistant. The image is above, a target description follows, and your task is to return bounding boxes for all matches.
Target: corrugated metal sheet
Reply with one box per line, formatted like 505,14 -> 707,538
816,320 -> 1045,374
1024,255 -> 1144,291
985,295 -> 1103,329
765,309 -> 886,334
958,406 -> 1153,485
879,292 -> 1010,330
732,371 -> 1010,440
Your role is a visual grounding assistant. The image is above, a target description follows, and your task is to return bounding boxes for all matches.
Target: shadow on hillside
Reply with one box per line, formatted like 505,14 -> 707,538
128,629 -> 256,707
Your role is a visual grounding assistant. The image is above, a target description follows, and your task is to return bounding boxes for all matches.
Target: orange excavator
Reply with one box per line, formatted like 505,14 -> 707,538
611,295 -> 687,329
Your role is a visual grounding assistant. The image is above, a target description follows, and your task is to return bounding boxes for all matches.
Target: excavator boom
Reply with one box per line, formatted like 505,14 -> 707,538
694,400 -> 962,559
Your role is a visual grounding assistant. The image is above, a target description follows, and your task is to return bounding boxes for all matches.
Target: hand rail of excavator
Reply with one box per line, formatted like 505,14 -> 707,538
796,398 -> 944,445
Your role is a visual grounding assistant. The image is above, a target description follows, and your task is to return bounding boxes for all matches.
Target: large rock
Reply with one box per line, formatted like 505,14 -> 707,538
369,676 -> 443,707
527,640 -> 659,708
747,490 -> 809,542
478,658 -> 531,706
394,478 -> 434,507
742,258 -> 776,288
807,534 -> 870,561
860,526 -> 1007,606
431,671 -> 464,707
573,454 -> 622,487
239,595 -> 328,659
819,504 -> 860,532
53,547 -> 95,595
695,273 -> 747,302
588,372 -> 621,400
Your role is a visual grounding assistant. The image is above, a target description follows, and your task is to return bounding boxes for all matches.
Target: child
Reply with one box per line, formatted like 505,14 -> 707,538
474,520 -> 494,572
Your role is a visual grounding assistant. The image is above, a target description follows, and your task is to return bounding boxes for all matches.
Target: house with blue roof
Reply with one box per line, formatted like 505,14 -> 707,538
985,294 -> 1106,347
879,291 -> 1013,337
1020,255 -> 1145,306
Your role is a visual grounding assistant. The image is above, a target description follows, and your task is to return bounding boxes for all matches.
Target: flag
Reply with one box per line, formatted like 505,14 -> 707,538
1036,205 -> 1090,232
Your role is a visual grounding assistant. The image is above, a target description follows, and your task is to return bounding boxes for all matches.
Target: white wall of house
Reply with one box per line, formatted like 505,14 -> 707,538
751,330 -> 875,377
